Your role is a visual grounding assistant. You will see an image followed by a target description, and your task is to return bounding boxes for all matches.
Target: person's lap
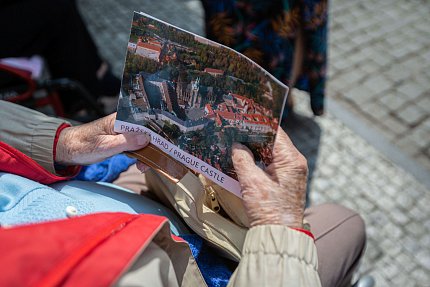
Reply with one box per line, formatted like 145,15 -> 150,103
305,204 -> 366,287
113,164 -> 366,287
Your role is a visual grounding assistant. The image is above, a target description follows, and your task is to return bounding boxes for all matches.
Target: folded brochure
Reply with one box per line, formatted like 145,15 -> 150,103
115,11 -> 289,197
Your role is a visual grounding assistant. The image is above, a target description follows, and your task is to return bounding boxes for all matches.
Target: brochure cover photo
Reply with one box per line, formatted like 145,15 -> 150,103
115,12 -> 289,197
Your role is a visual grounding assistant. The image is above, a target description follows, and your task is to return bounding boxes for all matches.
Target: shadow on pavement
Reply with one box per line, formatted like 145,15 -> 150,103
282,112 -> 321,206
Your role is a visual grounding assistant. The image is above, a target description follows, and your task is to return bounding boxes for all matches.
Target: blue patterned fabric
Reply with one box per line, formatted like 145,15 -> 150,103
180,234 -> 235,287
77,154 -> 136,182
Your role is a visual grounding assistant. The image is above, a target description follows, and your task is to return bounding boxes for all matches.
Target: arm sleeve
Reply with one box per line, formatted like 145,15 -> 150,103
227,225 -> 322,287
0,100 -> 70,174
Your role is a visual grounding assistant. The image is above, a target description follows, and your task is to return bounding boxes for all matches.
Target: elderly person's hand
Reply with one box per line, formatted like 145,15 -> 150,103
232,128 -> 307,228
55,113 -> 151,165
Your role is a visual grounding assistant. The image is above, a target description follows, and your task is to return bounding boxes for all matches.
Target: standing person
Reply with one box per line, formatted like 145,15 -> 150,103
201,0 -> 328,122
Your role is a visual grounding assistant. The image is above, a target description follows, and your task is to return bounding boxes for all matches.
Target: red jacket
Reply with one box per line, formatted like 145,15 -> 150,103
0,141 -> 206,287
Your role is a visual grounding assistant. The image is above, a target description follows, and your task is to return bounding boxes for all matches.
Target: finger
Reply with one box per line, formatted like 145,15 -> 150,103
267,128 -> 308,182
103,113 -> 118,135
273,128 -> 298,157
86,113 -> 117,135
136,161 -> 150,173
232,143 -> 267,188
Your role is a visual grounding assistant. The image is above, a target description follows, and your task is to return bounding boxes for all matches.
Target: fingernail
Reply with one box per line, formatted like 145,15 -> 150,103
232,142 -> 242,150
137,134 -> 150,146
140,165 -> 150,173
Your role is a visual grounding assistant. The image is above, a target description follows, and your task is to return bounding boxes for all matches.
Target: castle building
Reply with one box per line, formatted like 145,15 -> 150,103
204,68 -> 224,77
136,41 -> 161,62
188,77 -> 201,108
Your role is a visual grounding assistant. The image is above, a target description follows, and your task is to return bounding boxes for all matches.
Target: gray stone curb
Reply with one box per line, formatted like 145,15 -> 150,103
327,98 -> 430,189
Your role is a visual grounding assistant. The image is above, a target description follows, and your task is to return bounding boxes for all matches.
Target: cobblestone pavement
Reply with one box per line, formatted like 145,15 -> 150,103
78,0 -> 430,285
328,0 -> 430,172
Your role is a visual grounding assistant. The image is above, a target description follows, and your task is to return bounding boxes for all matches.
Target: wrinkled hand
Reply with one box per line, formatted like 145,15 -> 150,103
55,113 -> 151,165
232,128 -> 308,228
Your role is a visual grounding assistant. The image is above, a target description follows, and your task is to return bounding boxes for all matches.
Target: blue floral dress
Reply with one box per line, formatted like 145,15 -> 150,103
201,0 -> 328,117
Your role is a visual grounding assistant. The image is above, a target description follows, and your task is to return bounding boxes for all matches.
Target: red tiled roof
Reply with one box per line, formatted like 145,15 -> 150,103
241,113 -> 272,126
137,42 -> 161,52
205,104 -> 214,114
217,111 -> 238,121
232,93 -> 253,105
204,68 -> 224,74
148,40 -> 161,46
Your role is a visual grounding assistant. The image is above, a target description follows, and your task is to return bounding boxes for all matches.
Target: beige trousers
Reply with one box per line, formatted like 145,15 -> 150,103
114,165 -> 366,287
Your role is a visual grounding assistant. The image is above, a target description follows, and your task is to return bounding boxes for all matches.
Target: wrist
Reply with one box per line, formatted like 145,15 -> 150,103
53,123 -> 71,163
250,212 -> 303,228
53,124 -> 82,176
55,126 -> 74,165
282,212 -> 304,229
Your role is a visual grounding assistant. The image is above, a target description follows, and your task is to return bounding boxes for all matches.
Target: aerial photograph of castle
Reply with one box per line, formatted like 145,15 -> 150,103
117,12 -> 288,178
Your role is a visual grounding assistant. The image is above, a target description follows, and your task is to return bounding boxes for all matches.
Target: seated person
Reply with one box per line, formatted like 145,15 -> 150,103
0,100 -> 366,286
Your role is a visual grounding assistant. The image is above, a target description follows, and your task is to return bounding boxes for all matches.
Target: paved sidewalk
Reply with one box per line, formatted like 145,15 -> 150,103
328,0 -> 430,172
78,0 -> 430,285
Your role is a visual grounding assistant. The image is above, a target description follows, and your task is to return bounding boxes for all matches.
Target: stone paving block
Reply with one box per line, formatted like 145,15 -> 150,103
418,117 -> 430,132
389,46 -> 411,60
369,272 -> 389,287
346,49 -> 369,65
363,103 -> 390,122
384,32 -> 406,46
408,204 -> 430,222
330,57 -> 354,73
382,66 -> 411,83
412,268 -> 430,285
357,60 -> 381,75
344,85 -> 374,105
404,220 -> 425,238
394,191 -> 415,210
351,34 -> 371,46
422,50 -> 430,62
380,238 -> 402,258
379,196 -> 399,213
397,104 -> 427,126
395,136 -> 422,158
394,252 -> 417,273
401,235 -> 422,254
420,234 -> 430,249
381,260 -> 402,280
363,74 -> 391,95
379,92 -> 408,112
391,209 -> 411,226
412,17 -> 430,33
397,81 -> 427,101
354,196 -> 376,213
375,53 -> 396,69
330,69 -> 364,91
342,19 -> 362,34
380,116 -> 409,135
412,75 -> 430,94
408,127 -> 430,149
415,156 -> 430,172
391,274 -> 413,287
